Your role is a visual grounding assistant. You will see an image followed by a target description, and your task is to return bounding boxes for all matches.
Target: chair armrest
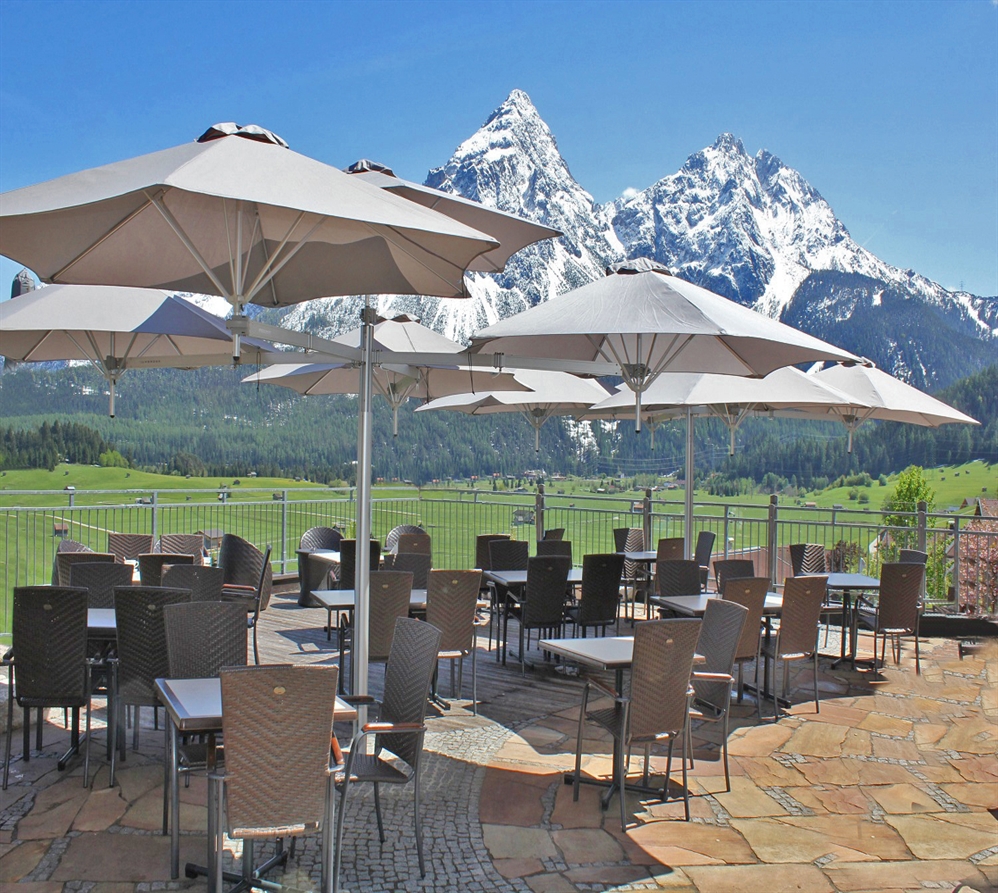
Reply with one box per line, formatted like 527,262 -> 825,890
222,583 -> 256,593
361,721 -> 425,733
341,694 -> 377,706
585,677 -> 620,701
2,647 -> 13,663
692,671 -> 734,682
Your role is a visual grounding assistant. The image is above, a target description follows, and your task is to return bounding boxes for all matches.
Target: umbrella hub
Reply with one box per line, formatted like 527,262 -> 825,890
196,123 -> 288,148
620,362 -> 652,389
345,159 -> 397,177
607,258 -> 671,277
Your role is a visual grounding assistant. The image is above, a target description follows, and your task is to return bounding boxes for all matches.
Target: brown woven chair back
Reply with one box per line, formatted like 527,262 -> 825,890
156,534 -> 205,565
489,539 -> 528,571
220,664 -> 338,835
114,586 -> 192,707
218,534 -> 273,610
385,524 -> 425,554
522,556 -> 572,628
51,539 -> 91,584
899,549 -> 928,565
693,599 -> 748,712
721,577 -> 770,661
536,539 -> 572,561
628,618 -> 701,743
336,539 -> 381,590
425,570 -> 481,655
11,587 -> 89,706
575,553 -> 624,626
656,559 -> 702,598
299,526 -> 342,552
543,528 -> 565,541
162,564 -> 225,601
69,561 -> 134,608
138,552 -> 195,587
377,617 -> 441,769
656,537 -> 685,562
369,571 -> 414,662
475,534 -> 509,570
397,532 -> 431,556
107,533 -> 154,563
775,576 -> 826,658
877,563 -> 924,633
712,559 -> 756,593
164,601 -> 248,677
614,528 -> 645,584
693,531 -> 716,569
790,543 -> 826,576
390,552 -> 432,590
56,551 -> 114,586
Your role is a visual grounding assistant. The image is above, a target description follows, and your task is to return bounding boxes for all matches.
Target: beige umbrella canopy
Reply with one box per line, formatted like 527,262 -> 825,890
243,315 -> 528,435
0,283 -> 279,416
416,369 -> 611,452
471,258 -> 862,430
783,363 -> 979,451
345,159 -> 561,274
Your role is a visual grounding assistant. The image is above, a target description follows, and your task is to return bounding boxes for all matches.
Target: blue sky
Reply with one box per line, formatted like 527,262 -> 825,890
1,0 -> 995,296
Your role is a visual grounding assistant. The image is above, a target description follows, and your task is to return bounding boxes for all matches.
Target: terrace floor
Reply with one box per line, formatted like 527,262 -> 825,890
1,591 -> 996,893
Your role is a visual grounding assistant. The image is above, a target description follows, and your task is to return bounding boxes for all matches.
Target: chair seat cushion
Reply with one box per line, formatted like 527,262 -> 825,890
337,751 -> 411,785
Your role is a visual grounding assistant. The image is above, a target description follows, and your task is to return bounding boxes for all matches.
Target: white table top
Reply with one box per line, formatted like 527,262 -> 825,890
538,635 -> 636,670
88,608 -> 116,633
155,676 -> 357,733
651,592 -> 783,617
617,550 -> 659,562
484,568 -> 584,586
805,572 -> 880,590
312,588 -> 428,610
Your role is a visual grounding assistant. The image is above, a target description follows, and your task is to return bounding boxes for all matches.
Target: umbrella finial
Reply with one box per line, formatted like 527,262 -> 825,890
607,258 -> 671,277
196,123 -> 288,148
345,159 -> 397,177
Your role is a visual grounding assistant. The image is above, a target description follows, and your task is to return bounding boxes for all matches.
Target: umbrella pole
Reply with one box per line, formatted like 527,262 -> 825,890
354,298 -> 375,720
685,407 -> 695,556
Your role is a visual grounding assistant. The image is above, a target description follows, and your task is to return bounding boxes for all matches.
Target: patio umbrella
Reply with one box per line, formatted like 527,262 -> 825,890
242,314 -> 528,435
786,363 -> 979,451
345,159 -> 561,274
470,258 -> 862,432
416,369 -> 611,452
0,283 -> 279,416
581,367 -> 865,550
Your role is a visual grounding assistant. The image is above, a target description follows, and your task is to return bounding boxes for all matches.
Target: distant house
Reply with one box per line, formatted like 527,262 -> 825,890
198,529 -> 225,551
956,498 -> 998,613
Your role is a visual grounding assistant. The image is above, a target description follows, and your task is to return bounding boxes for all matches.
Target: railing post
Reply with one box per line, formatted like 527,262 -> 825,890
643,488 -> 653,549
951,515 -> 961,606
723,505 -> 731,559
917,500 -> 927,553
151,491 -> 159,542
535,483 -> 545,541
281,490 -> 289,575
768,495 -> 779,585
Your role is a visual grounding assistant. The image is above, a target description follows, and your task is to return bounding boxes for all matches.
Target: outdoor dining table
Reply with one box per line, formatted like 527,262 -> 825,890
803,572 -> 880,668
650,592 -> 784,617
155,676 -> 357,885
484,567 -> 584,664
88,608 -> 117,637
310,587 -> 428,641
616,550 -> 659,620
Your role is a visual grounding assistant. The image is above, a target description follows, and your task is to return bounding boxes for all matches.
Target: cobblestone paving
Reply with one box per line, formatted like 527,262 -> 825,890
2,598 -> 996,893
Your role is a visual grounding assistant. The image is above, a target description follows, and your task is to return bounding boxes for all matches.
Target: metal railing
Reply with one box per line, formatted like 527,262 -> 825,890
2,485 -> 995,635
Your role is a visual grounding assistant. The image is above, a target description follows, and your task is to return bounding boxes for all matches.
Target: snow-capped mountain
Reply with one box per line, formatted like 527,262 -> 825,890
267,89 -> 995,389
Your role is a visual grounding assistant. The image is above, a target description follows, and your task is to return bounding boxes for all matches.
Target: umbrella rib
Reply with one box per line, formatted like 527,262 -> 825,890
379,225 -> 469,296
243,213 -> 319,305
148,192 -> 232,299
20,330 -> 54,362
52,198 -> 154,283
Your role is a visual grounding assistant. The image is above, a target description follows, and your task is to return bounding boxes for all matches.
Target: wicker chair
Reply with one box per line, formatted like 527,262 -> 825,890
389,552 -> 432,590
899,549 -> 928,565
543,528 -> 565,541
536,539 -> 572,561
712,559 -> 756,593
690,599 -> 748,792
56,551 -> 114,586
137,552 -> 195,587
51,538 -> 92,584
113,586 -> 192,774
475,534 -> 509,651
396,532 -> 431,556
613,527 -> 646,621
213,665 -> 339,893
656,559 -> 702,599
721,576 -> 770,702
3,586 -> 94,790
656,537 -> 685,562
487,539 -> 529,654
156,534 -> 205,565
339,571 -> 412,696
297,527 -> 343,606
758,576 -> 826,721
856,563 -> 925,674
70,561 -> 134,608
333,618 -> 441,892
564,553 -> 624,638
107,533 -> 154,563
693,530 -> 716,591
572,617 -> 701,830
425,570 -> 483,713
789,543 -> 826,576
504,555 -> 572,675
384,524 -> 425,554
161,564 -> 225,602
335,539 -> 381,591
162,600 -> 248,835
